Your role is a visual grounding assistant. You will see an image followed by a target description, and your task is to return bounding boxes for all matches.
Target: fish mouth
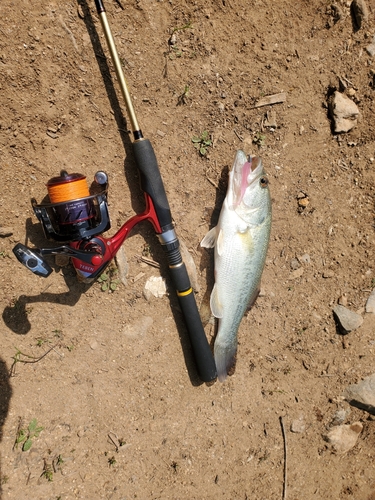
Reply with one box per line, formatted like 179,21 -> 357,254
231,151 -> 262,208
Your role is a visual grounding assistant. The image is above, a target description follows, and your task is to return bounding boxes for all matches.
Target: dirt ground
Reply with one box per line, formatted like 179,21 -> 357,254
1,0 -> 375,498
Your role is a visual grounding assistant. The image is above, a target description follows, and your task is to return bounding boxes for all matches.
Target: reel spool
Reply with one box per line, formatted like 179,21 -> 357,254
32,170 -> 110,242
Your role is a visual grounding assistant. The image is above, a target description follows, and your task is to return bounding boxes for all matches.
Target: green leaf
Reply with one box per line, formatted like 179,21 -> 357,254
16,429 -> 27,444
200,146 -> 207,155
110,282 -> 117,291
99,273 -> 108,282
101,283 -> 109,292
191,137 -> 200,143
28,418 -> 37,433
22,438 -> 33,452
34,427 -> 43,437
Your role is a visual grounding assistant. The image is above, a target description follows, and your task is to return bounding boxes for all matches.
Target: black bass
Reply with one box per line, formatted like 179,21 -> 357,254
201,151 -> 272,382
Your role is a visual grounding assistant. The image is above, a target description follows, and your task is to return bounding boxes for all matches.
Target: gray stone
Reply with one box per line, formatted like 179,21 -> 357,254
328,91 -> 359,133
333,305 -> 363,334
330,408 -> 350,426
343,373 -> 375,414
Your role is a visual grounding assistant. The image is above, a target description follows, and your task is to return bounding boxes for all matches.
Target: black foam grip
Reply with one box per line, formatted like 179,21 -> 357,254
168,260 -> 217,382
132,139 -> 172,229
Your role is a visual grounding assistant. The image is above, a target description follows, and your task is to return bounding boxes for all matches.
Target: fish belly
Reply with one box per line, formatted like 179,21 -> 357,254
213,213 -> 269,381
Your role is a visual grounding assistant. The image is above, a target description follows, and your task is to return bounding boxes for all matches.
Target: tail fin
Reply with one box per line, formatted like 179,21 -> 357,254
214,342 -> 237,382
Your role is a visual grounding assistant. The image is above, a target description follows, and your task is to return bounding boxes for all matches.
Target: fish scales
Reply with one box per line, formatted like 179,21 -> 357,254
201,150 -> 271,382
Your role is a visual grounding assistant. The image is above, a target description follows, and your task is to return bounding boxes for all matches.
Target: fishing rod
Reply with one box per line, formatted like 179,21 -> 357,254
94,0 -> 217,382
13,0 -> 217,382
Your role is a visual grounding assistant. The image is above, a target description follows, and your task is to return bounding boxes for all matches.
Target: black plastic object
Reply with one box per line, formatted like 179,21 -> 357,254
167,253 -> 218,382
13,244 -> 52,277
133,139 -> 172,230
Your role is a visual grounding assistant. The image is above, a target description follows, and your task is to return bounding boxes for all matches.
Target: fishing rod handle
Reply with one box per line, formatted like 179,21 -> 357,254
166,250 -> 217,383
132,139 -> 172,229
133,139 -> 217,381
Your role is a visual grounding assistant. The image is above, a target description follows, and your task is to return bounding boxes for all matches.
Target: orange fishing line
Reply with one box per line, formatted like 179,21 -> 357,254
48,178 -> 90,203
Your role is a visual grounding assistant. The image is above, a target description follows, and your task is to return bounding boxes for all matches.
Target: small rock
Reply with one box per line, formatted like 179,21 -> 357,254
90,340 -> 98,350
290,258 -> 300,270
365,289 -> 375,313
169,32 -> 177,45
346,88 -> 356,97
351,0 -> 369,30
323,422 -> 363,454
338,294 -> 348,306
328,91 -> 359,133
115,245 -> 129,286
264,109 -> 277,128
290,415 -> 306,433
330,408 -> 351,426
343,373 -> 375,414
298,197 -> 309,208
299,253 -> 311,265
366,36 -> 375,57
143,276 -> 167,300
0,226 -> 13,237
333,304 -> 363,334
323,270 -> 335,278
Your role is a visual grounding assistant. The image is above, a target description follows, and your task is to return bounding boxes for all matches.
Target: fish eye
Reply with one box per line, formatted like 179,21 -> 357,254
259,176 -> 269,188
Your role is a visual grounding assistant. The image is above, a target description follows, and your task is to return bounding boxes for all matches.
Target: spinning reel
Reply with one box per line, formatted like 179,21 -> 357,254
13,170 -> 161,281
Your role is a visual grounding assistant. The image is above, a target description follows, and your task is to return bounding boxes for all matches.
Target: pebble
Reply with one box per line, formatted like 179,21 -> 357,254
365,289 -> 375,313
143,276 -> 167,300
366,36 -> 375,57
299,253 -> 311,265
290,415 -> 306,433
351,0 -> 369,30
290,258 -> 300,270
328,91 -> 359,133
0,226 -> 13,237
323,422 -> 363,454
333,304 -> 363,334
330,408 -> 351,426
264,109 -> 277,128
90,340 -> 98,350
338,294 -> 348,306
323,270 -> 335,278
343,373 -> 375,414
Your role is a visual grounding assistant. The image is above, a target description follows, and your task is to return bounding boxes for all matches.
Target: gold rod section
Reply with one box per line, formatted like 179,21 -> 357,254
98,11 -> 140,133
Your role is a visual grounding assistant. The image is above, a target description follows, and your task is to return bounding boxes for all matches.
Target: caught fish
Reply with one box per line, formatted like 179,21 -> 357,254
201,150 -> 272,382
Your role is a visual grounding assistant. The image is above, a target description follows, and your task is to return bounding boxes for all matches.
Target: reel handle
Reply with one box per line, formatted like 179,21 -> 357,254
13,244 -> 52,277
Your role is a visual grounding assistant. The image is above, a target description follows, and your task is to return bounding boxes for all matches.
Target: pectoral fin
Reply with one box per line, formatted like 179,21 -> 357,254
200,226 -> 217,248
210,283 -> 223,318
